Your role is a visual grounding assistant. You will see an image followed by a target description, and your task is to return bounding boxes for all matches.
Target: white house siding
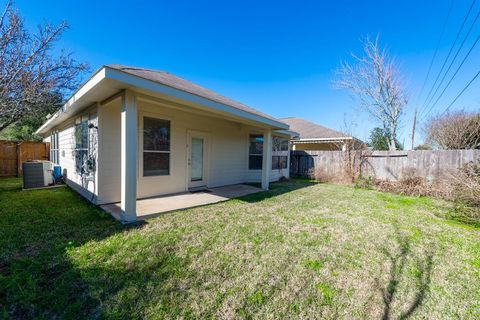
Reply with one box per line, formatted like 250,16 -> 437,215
135,99 -> 249,198
43,106 -> 99,202
245,166 -> 290,182
44,95 -> 288,204
96,99 -> 122,204
98,96 -> 288,201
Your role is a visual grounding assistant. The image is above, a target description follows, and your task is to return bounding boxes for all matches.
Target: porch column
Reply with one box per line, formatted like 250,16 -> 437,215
262,129 -> 272,190
120,90 -> 138,223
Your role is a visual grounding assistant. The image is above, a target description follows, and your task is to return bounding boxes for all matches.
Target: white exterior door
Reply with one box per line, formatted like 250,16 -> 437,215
188,132 -> 209,189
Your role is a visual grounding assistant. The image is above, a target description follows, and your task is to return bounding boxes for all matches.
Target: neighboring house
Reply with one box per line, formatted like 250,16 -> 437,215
35,65 -> 292,222
280,117 -> 361,151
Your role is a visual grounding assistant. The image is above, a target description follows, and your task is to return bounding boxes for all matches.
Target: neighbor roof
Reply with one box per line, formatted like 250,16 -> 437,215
107,65 -> 280,123
279,117 -> 350,140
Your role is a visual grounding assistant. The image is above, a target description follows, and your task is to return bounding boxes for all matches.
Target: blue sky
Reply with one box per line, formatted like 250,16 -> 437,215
14,0 -> 480,146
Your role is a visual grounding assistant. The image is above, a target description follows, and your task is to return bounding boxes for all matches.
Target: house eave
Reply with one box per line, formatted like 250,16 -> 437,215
35,67 -> 108,135
35,66 -> 288,136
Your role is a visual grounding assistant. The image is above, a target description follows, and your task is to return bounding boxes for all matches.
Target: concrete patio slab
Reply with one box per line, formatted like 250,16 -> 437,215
101,184 -> 262,221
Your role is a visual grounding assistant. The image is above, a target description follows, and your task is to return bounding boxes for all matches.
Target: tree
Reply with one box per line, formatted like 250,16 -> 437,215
424,111 -> 480,149
334,36 -> 408,151
0,1 -> 88,136
369,127 -> 403,151
414,143 -> 432,151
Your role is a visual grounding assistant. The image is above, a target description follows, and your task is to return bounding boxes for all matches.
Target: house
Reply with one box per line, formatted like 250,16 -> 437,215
280,117 -> 362,151
35,65 -> 292,222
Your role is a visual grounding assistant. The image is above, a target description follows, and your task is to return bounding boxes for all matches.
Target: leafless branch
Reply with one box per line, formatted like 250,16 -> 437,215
0,2 -> 88,132
424,110 -> 480,149
334,35 -> 408,151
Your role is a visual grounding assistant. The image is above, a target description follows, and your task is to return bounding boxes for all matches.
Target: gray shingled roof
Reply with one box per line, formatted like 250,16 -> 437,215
107,65 -> 280,122
279,117 -> 350,140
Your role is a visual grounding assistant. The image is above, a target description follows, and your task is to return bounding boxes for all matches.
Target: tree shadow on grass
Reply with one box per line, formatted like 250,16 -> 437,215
375,224 -> 434,320
0,178 -> 147,318
239,179 -> 318,203
65,245 -> 191,319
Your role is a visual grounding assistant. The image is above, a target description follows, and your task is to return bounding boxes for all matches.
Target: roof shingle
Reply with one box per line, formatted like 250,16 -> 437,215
279,117 -> 350,140
107,64 -> 280,123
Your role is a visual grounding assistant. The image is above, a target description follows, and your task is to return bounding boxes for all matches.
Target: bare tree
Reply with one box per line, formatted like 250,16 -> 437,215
424,110 -> 480,149
329,114 -> 370,183
334,36 -> 408,151
0,0 -> 88,132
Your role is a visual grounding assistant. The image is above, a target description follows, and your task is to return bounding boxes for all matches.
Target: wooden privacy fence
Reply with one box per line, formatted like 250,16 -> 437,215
291,150 -> 480,181
0,140 -> 50,177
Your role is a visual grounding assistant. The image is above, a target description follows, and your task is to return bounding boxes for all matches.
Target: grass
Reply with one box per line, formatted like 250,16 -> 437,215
0,178 -> 479,319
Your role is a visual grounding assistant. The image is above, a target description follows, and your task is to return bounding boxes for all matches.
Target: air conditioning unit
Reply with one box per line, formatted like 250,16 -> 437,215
22,161 -> 53,189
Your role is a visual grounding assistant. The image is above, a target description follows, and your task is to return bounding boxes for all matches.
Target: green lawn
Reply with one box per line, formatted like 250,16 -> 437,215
0,178 -> 479,319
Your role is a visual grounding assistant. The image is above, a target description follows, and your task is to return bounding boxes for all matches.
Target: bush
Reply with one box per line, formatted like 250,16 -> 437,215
442,160 -> 480,225
373,179 -> 449,198
371,169 -> 451,199
352,163 -> 480,225
450,160 -> 480,207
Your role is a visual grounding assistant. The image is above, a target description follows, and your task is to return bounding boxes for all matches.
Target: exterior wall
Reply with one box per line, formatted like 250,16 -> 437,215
97,99 -> 121,204
42,94 -> 288,204
246,134 -> 290,183
99,99 -> 289,203
43,106 -> 98,202
99,97 -> 289,201
135,99 -> 249,199
245,167 -> 290,182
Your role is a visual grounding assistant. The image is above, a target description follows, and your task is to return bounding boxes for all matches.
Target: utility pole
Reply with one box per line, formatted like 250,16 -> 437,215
411,107 -> 418,150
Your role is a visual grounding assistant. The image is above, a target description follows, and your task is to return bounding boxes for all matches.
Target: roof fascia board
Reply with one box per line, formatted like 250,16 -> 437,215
35,68 -> 107,135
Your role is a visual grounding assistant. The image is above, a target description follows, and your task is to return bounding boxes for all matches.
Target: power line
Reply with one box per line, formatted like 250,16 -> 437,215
421,0 -> 476,110
421,2 -> 480,118
435,69 -> 480,118
416,0 -> 455,103
421,31 -> 480,121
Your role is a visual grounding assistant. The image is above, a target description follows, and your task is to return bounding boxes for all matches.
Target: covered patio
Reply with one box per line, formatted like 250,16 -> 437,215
35,65 -> 291,224
101,184 -> 262,220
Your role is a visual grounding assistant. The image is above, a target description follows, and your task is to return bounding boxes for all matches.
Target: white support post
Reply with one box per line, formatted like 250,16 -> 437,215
120,90 -> 138,223
95,102 -> 102,204
262,129 -> 272,190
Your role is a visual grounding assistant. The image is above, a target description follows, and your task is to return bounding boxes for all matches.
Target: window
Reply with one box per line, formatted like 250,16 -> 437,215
143,117 -> 170,176
75,117 -> 89,173
249,134 -> 263,170
272,156 -> 288,169
273,136 -> 289,151
272,136 -> 289,170
50,132 -> 59,164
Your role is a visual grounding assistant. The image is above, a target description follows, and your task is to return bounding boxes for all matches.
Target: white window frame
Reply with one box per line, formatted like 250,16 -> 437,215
141,114 -> 172,177
74,115 -> 90,173
50,131 -> 59,165
248,134 -> 264,170
272,136 -> 289,170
